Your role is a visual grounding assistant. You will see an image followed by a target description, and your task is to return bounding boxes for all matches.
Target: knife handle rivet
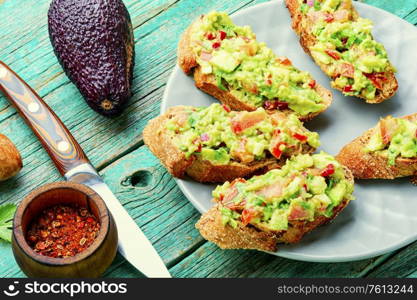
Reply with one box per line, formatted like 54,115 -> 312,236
28,102 -> 40,113
57,141 -> 70,152
0,65 -> 7,79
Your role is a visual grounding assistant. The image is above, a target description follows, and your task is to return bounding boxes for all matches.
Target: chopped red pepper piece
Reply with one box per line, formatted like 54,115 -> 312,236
206,32 -> 215,40
222,104 -> 231,112
325,50 -> 341,60
308,79 -> 316,89
293,133 -> 308,142
321,164 -> 335,177
219,30 -> 227,40
212,42 -> 221,49
273,129 -> 281,136
272,142 -> 286,159
276,57 -> 292,66
343,85 -> 354,93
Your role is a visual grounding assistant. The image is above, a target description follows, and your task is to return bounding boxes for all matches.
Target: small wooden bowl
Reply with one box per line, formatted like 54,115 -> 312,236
12,181 -> 118,278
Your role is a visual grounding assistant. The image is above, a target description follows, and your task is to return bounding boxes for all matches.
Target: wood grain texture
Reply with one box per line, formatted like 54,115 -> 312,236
0,0 -> 416,278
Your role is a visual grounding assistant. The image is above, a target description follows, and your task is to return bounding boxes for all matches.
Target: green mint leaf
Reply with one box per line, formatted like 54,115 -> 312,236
0,203 -> 17,243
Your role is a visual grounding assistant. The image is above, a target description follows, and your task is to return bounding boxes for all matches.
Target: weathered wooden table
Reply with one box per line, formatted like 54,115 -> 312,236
1,0 -> 416,278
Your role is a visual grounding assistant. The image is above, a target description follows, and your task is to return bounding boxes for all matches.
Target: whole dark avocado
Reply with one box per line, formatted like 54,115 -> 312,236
48,0 -> 135,116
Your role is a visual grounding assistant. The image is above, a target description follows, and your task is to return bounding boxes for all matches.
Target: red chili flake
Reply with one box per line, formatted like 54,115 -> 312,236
222,104 -> 231,113
341,37 -> 348,45
308,80 -> 316,89
206,32 -> 216,40
273,129 -> 281,136
303,184 -> 308,191
321,164 -> 335,177
343,85 -> 354,93
212,42 -> 221,49
26,205 -> 100,258
219,30 -> 227,40
325,50 -> 341,60
293,133 -> 308,142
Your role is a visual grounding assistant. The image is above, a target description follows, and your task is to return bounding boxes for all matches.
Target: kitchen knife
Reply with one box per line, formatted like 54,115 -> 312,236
0,61 -> 171,278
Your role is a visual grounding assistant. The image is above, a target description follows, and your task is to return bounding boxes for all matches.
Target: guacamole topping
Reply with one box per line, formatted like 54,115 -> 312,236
298,0 -> 395,100
190,11 -> 325,117
365,116 -> 417,165
214,152 -> 354,230
165,104 -> 320,164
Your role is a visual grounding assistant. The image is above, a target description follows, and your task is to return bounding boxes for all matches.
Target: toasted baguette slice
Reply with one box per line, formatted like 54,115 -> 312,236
286,0 -> 398,103
144,105 -> 318,183
196,153 -> 354,252
337,114 -> 417,179
196,200 -> 349,252
178,12 -> 332,122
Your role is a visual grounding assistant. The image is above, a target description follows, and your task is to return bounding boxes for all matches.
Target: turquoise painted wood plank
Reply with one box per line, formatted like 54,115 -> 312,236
366,241 -> 417,278
0,0 -> 416,278
169,242 -> 388,278
362,0 -> 417,19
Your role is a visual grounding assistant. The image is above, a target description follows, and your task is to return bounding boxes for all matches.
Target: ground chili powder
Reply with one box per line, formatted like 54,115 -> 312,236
26,205 -> 100,258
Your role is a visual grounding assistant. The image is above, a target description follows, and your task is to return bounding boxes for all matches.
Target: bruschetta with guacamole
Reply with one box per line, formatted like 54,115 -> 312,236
286,0 -> 398,103
143,103 -> 320,183
196,152 -> 355,251
337,114 -> 417,179
178,11 -> 332,121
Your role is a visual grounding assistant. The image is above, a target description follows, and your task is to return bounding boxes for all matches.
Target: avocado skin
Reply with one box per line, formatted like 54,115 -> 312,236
48,0 -> 135,116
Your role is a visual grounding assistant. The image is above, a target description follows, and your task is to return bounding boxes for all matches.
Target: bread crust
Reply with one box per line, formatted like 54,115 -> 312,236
0,134 -> 22,181
177,17 -> 332,121
336,114 -> 417,179
195,167 -> 354,252
285,0 -> 398,104
143,106 -> 315,183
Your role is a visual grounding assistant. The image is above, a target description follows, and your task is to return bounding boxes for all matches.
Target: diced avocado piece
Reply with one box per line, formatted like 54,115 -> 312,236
220,207 -> 238,228
327,181 -> 347,206
307,176 -> 327,195
268,209 -> 288,230
201,148 -> 230,165
365,130 -> 385,152
211,50 -> 240,73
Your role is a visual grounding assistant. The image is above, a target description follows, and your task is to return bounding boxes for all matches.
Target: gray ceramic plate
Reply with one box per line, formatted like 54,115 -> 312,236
161,0 -> 417,262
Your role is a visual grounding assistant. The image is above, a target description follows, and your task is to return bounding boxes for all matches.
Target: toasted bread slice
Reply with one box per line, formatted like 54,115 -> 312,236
143,105 -> 317,183
286,0 -> 398,103
196,157 -> 354,252
337,114 -> 417,179
197,199 -> 349,252
178,12 -> 332,122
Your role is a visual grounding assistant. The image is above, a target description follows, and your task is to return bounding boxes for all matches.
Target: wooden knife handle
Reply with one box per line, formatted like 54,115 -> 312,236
0,61 -> 90,176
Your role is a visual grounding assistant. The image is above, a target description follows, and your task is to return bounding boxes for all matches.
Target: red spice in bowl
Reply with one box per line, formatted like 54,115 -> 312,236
26,205 -> 100,258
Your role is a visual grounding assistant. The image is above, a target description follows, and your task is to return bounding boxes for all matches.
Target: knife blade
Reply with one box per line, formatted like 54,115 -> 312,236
0,61 -> 171,278
65,163 -> 172,278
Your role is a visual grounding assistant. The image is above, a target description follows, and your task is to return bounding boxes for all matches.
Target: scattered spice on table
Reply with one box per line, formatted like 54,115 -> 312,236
26,205 -> 100,258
